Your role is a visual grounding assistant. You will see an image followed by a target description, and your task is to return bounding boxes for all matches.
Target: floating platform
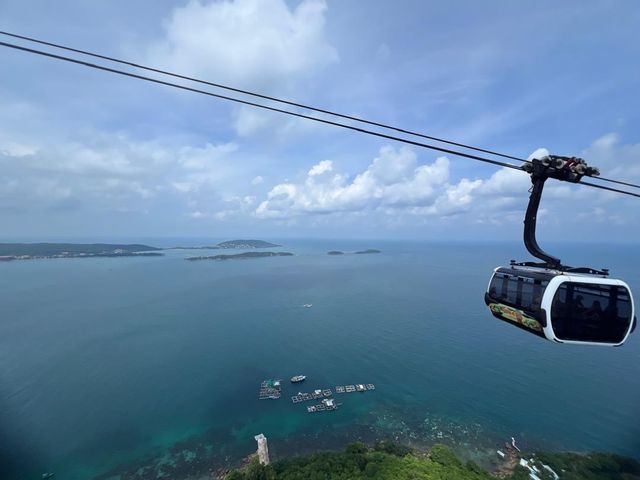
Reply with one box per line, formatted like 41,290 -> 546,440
307,398 -> 341,413
258,379 -> 282,400
291,388 -> 333,403
335,383 -> 375,393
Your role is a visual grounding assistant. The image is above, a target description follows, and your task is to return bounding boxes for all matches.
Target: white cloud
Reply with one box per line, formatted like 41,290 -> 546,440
0,132 -> 241,214
234,108 -> 273,137
147,0 -> 339,141
253,141 -> 633,226
581,133 -> 640,180
592,133 -> 619,150
527,148 -> 549,161
251,175 -> 264,185
172,182 -> 197,193
232,105 -> 328,139
178,143 -> 238,170
476,167 -> 530,197
147,0 -> 338,90
308,160 -> 333,176
256,146 -> 457,218
0,142 -> 38,158
190,194 -> 256,221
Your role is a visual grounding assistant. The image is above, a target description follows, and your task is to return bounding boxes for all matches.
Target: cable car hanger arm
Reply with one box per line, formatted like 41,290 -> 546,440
523,173 -> 560,268
513,156 -> 609,275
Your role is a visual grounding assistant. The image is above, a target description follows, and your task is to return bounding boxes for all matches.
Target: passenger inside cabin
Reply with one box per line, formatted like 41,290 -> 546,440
569,295 -> 585,314
585,300 -> 603,321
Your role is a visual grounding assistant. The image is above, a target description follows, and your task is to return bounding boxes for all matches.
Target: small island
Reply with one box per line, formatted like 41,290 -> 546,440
186,251 -> 293,261
216,239 -> 281,249
169,239 -> 281,250
355,249 -> 381,254
327,251 -> 345,255
0,243 -> 163,261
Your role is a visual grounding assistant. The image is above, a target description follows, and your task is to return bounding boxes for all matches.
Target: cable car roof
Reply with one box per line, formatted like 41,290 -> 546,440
496,265 -> 611,280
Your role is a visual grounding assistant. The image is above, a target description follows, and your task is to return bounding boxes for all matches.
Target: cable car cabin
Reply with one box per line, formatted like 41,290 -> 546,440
485,266 -> 636,346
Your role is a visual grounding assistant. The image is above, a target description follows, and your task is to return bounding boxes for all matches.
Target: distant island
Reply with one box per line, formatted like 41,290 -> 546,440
168,239 -> 281,250
0,243 -> 162,261
326,249 -> 381,255
217,239 -> 281,249
186,251 -> 293,261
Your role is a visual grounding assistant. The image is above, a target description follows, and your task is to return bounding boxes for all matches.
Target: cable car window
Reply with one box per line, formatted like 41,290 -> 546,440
506,276 -> 519,304
520,281 -> 535,309
489,274 -> 506,301
489,273 -> 547,311
489,273 -> 515,303
551,283 -> 632,343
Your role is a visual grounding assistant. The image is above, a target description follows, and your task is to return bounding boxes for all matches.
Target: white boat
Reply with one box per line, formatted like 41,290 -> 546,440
290,375 -> 306,383
302,304 -> 313,308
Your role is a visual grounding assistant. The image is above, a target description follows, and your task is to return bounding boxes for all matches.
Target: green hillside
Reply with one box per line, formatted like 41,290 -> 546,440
225,442 -> 640,480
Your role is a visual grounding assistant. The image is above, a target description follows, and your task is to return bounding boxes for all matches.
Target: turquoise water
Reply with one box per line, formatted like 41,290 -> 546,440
1,240 -> 638,479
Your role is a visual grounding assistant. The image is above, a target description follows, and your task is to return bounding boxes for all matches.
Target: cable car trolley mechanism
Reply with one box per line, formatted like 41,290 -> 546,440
485,155 -> 636,346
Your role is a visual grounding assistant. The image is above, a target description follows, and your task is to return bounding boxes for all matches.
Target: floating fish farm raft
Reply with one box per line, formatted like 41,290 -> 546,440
291,389 -> 333,403
260,378 -> 375,412
258,379 -> 282,400
335,383 -> 375,393
307,398 -> 341,413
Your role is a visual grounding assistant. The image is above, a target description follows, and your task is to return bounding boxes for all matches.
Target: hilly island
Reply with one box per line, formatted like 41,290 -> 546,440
0,241 -> 386,263
0,243 -> 162,261
186,252 -> 294,261
0,240 -> 281,261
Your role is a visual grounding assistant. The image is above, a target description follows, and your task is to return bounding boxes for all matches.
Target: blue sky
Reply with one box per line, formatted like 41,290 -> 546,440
0,0 -> 639,241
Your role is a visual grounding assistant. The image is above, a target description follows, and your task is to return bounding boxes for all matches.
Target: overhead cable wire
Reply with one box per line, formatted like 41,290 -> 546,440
0,40 -> 524,172
587,175 -> 640,190
579,180 -> 640,197
3,31 -> 640,192
0,30 -> 530,163
1,39 -> 640,200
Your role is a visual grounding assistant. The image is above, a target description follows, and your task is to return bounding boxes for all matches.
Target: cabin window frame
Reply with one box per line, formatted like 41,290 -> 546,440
550,281 -> 633,344
488,270 -> 549,314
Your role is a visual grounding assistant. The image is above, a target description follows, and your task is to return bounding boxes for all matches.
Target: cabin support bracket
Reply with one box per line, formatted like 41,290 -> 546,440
511,156 -> 608,276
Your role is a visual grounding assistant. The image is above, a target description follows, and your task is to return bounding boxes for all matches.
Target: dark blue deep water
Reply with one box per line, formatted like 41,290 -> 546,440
1,240 -> 638,479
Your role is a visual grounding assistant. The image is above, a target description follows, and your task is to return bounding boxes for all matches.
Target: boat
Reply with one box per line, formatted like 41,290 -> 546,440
302,304 -> 313,308
42,474 -> 55,480
290,375 -> 306,383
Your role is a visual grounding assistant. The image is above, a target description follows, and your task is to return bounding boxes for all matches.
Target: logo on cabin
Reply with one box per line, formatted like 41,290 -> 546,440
489,303 -> 542,332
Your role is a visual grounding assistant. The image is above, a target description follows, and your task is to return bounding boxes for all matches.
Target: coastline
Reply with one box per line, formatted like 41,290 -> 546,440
91,423 -> 640,480
89,401 -> 630,480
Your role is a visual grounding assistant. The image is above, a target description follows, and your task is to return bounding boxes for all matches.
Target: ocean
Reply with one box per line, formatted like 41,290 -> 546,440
1,240 -> 638,479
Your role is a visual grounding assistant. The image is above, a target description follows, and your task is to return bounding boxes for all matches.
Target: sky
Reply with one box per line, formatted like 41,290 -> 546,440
0,0 -> 639,242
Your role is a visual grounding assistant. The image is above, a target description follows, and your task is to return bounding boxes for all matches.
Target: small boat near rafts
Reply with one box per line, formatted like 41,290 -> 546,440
290,375 -> 306,383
